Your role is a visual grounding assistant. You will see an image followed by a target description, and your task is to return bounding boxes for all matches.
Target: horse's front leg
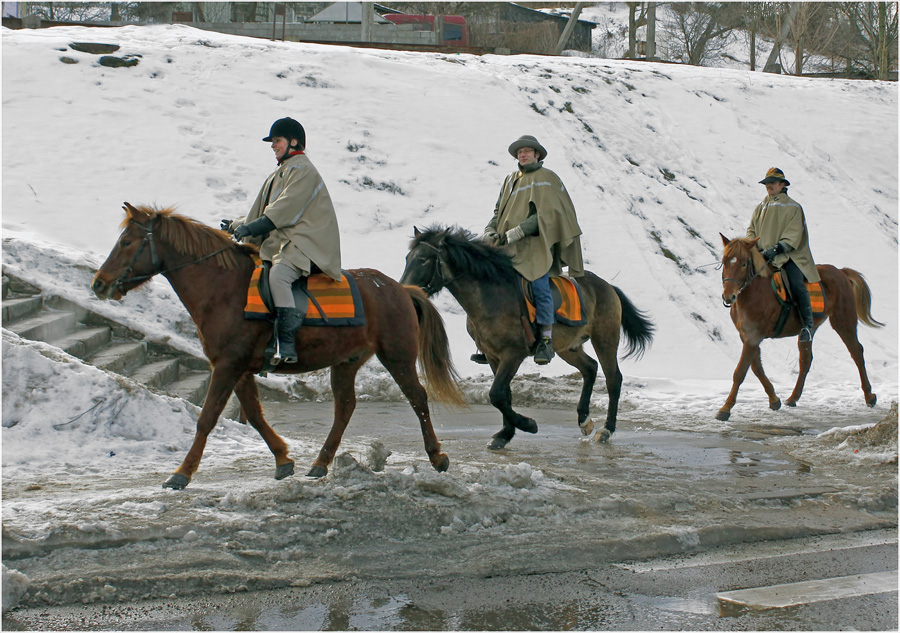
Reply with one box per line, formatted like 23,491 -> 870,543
749,345 -> 782,410
308,360 -> 364,478
785,339 -> 814,407
486,354 -> 532,451
232,372 -> 294,480
716,342 -> 759,421
164,364 -> 240,489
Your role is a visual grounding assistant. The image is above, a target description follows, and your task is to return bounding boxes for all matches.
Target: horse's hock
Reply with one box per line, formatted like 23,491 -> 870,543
1,270 -> 219,411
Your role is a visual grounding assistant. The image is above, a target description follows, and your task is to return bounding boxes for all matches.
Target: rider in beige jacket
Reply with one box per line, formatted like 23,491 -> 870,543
747,167 -> 818,342
224,117 -> 341,364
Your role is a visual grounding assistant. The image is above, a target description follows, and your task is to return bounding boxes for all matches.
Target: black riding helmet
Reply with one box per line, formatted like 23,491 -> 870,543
263,117 -> 306,150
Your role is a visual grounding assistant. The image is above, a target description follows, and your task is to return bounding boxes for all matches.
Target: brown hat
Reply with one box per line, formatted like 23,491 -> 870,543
759,167 -> 790,186
508,135 -> 547,161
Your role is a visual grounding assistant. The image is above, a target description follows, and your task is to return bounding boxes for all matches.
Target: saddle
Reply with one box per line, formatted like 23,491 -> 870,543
770,270 -> 826,337
516,275 -> 586,347
244,260 -> 366,326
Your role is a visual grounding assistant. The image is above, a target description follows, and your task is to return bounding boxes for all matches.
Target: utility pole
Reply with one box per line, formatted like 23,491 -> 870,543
554,1 -> 585,55
361,2 -> 374,42
763,2 -> 800,73
646,2 -> 657,60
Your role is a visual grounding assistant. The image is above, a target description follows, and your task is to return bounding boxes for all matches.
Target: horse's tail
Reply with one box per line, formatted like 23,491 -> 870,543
405,286 -> 468,408
841,268 -> 885,328
613,286 -> 656,360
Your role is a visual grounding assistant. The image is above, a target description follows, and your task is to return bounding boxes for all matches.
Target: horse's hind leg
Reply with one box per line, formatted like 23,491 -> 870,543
586,334 -> 623,442
558,343 -> 598,437
378,353 -> 449,473
308,360 -> 366,478
232,372 -> 294,480
832,318 -> 877,407
165,364 -> 240,489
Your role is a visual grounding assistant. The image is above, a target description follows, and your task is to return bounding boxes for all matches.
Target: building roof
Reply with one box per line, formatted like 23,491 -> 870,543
307,2 -> 391,24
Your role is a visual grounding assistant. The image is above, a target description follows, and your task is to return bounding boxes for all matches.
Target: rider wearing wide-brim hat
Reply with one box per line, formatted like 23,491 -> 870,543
747,167 -> 819,342
222,117 -> 342,364
481,134 -> 584,365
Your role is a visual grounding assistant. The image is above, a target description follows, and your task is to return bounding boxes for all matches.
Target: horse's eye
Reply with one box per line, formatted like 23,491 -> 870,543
121,239 -> 132,247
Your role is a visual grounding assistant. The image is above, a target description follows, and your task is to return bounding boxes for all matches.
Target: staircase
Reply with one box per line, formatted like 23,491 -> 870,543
2,272 -> 212,407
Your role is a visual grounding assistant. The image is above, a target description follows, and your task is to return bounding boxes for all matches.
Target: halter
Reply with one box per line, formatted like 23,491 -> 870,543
722,249 -> 762,307
112,219 -> 229,293
417,240 -> 464,294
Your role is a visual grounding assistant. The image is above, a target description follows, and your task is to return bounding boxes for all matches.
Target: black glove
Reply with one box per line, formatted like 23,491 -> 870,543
220,218 -> 234,233
233,216 -> 276,241
232,224 -> 251,240
762,242 -> 785,262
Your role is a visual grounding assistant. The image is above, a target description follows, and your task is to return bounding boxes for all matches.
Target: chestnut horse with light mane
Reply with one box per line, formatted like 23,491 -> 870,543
718,234 -> 883,421
91,203 -> 466,489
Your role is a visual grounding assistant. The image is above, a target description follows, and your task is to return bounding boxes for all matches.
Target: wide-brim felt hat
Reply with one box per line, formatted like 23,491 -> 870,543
759,167 -> 790,186
508,135 -> 547,161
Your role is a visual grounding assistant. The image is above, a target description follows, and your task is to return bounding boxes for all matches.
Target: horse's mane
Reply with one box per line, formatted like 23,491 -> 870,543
411,224 -> 519,284
122,206 -> 256,270
723,235 -> 770,278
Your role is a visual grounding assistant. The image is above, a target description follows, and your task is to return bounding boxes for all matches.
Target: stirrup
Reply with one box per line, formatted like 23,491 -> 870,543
799,327 -> 813,343
470,352 -> 488,365
534,336 -> 554,365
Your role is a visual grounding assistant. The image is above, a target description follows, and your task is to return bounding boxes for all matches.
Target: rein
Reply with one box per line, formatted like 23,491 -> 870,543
113,220 -> 230,291
417,241 -> 466,294
722,250 -> 763,307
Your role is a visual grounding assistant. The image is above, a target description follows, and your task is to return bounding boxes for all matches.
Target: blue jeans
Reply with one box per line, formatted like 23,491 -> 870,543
532,272 -> 554,327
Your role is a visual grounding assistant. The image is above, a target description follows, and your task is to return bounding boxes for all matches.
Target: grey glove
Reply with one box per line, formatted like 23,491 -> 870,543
233,216 -> 276,241
482,229 -> 500,246
220,218 -> 234,233
232,224 -> 251,240
505,225 -> 525,245
762,242 -> 785,262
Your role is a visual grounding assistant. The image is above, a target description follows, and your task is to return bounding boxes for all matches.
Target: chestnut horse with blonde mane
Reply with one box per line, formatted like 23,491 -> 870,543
92,203 -> 466,489
718,234 -> 884,421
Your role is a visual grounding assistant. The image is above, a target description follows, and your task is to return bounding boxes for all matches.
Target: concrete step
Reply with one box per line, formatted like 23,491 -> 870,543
167,370 -> 211,406
5,310 -> 77,343
50,326 -> 112,360
87,341 -> 148,375
2,295 -> 44,324
129,358 -> 182,391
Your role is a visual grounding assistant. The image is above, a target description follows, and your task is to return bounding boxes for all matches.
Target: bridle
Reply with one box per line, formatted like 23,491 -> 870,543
416,241 -> 464,295
111,219 -> 229,293
722,249 -> 762,307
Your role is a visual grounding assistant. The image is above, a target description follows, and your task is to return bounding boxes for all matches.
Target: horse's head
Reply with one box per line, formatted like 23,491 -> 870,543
400,226 -> 451,296
92,203 -> 162,300
719,233 -> 769,307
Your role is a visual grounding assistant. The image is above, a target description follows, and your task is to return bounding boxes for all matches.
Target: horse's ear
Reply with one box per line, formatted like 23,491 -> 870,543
749,237 -> 760,247
720,233 -> 730,247
123,202 -> 151,224
413,226 -> 421,237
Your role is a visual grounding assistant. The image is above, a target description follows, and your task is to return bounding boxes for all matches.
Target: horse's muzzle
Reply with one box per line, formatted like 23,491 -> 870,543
91,275 -> 121,301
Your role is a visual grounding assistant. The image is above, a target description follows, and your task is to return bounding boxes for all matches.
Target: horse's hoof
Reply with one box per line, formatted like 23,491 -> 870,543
579,418 -> 595,436
275,461 -> 295,480
488,436 -> 510,451
867,394 -> 877,408
785,399 -> 797,408
515,417 -> 538,434
715,410 -> 730,421
306,465 -> 328,478
433,453 -> 450,472
163,473 -> 190,490
770,399 -> 782,411
596,428 -> 612,443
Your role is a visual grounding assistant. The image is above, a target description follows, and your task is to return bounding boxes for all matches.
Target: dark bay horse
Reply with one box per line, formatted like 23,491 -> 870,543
91,203 -> 466,489
400,225 -> 654,450
718,234 -> 884,421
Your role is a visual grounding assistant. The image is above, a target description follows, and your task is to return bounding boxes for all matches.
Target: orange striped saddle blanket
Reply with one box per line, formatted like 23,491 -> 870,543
244,262 -> 365,326
520,275 -> 587,327
772,271 -> 826,316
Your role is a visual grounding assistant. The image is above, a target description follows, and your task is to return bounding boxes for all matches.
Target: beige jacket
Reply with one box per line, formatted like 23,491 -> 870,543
235,153 -> 342,281
487,164 -> 584,281
747,191 -> 819,283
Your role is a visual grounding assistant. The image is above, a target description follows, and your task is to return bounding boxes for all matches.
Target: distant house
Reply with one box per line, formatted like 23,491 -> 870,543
468,3 -> 596,52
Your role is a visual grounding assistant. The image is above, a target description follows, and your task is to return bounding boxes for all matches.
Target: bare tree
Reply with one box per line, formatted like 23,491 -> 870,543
625,1 -> 649,59
660,2 -> 743,66
840,1 -> 899,80
782,2 -> 843,75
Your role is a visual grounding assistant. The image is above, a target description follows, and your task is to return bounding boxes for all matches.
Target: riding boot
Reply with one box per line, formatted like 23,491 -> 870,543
797,294 -> 815,343
534,335 -> 555,365
274,307 -> 305,364
470,348 -> 488,364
